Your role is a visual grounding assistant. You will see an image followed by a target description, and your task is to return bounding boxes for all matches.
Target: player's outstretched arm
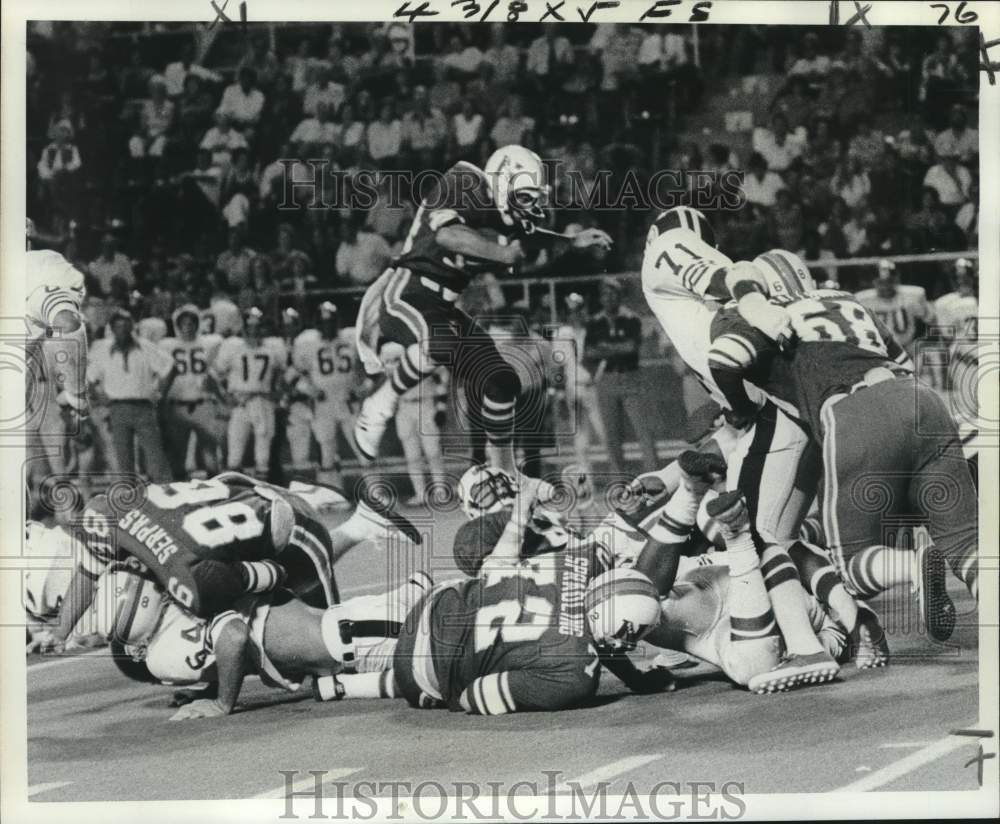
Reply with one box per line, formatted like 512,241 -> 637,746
436,224 -> 525,268
42,564 -> 100,652
724,261 -> 795,347
170,618 -> 250,720
598,646 -> 676,695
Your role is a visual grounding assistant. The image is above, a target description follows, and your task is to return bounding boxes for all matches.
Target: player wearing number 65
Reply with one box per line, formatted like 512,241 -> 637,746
34,472 -> 401,655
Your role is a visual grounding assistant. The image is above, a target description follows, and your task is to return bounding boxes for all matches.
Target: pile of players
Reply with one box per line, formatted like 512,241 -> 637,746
24,141 -> 979,717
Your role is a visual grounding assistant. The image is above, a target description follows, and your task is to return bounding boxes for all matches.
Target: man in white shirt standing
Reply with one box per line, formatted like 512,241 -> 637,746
217,67 -> 266,139
87,308 -> 174,481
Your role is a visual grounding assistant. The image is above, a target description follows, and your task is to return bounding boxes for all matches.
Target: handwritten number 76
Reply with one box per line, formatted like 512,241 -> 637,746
931,2 -> 978,25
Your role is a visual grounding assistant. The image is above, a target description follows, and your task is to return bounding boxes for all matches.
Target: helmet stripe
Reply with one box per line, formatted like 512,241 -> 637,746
762,252 -> 801,296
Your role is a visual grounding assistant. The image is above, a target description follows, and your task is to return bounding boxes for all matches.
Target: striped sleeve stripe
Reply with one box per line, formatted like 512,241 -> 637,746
709,334 -> 759,371
471,673 -> 513,715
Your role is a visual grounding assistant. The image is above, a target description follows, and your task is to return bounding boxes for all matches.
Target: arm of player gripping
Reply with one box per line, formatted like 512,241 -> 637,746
209,615 -> 252,714
436,224 -> 521,268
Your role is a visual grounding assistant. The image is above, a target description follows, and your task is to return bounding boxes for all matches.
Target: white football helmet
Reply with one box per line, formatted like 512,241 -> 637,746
752,249 -> 815,300
457,464 -> 517,520
585,568 -> 662,650
94,565 -> 167,646
484,145 -> 548,232
650,206 -> 716,247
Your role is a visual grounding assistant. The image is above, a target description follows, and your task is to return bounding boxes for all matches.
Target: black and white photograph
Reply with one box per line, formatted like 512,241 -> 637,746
1,0 -> 997,820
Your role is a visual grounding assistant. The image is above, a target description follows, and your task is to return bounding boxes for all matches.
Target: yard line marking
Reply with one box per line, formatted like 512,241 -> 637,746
27,781 -> 73,797
879,742 -> 935,749
835,733 -> 974,792
564,755 -> 662,790
254,767 -> 363,799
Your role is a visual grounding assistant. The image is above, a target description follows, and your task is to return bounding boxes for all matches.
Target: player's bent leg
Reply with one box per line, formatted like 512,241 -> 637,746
251,398 -> 276,477
286,402 -> 316,479
226,406 -> 251,471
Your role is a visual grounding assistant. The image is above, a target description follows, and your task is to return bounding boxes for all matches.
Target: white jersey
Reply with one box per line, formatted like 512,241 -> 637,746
933,291 -> 977,340
214,335 -> 287,395
855,285 -> 934,349
159,334 -> 223,401
292,328 -> 358,399
25,249 -> 85,337
23,522 -> 77,621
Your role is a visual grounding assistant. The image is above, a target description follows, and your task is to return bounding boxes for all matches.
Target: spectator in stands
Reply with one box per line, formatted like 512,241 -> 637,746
220,147 -> 258,228
87,308 -> 173,482
841,198 -> 874,256
868,136 -> 906,216
491,95 -> 535,149
164,41 -> 222,98
290,101 -> 337,151
955,177 -> 978,244
830,154 -> 871,210
923,148 -> 973,211
239,255 -> 280,318
216,225 -> 257,292
367,100 -> 403,166
238,36 -> 281,93
741,151 -> 785,208
798,228 -> 839,282
89,232 -> 135,298
177,73 -> 216,150
920,32 -> 971,130
873,37 -> 913,109
773,76 -> 813,132
36,120 -> 82,230
286,38 -> 313,94
769,187 -> 805,251
119,45 -> 154,100
595,25 -> 642,121
484,24 -> 521,88
428,59 -> 462,116
465,61 -> 505,123
526,26 -> 575,93
752,111 -> 806,173
451,97 -> 485,159
638,28 -> 700,112
140,75 -> 174,160
218,67 -> 266,137
366,176 -> 412,244
334,217 -> 392,286
257,72 -> 302,160
934,104 -> 977,165
800,115 -> 841,180
845,114 -> 884,168
838,30 -> 876,81
441,32 -> 485,79
788,32 -> 830,83
200,112 -> 248,168
402,86 -> 448,170
177,148 -> 224,238
584,277 -> 657,475
338,102 -> 367,152
280,250 -> 319,310
302,64 -> 346,118
269,222 -> 301,280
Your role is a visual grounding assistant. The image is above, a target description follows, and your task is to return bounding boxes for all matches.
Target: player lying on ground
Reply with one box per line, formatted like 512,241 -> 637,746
713,257 -> 978,643
91,560 -> 431,720
353,144 -> 612,472
31,472 -> 420,654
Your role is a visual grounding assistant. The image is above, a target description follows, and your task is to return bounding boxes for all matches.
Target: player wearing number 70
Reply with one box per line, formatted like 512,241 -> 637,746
707,272 -> 979,629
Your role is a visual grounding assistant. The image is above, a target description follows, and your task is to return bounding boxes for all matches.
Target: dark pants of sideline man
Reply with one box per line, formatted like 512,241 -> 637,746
108,399 -> 172,483
596,371 -> 658,477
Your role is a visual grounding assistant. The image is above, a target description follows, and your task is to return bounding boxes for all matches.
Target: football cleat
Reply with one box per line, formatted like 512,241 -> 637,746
915,543 -> 956,643
356,479 -> 423,545
704,490 -> 750,539
677,449 -> 727,495
849,604 -> 890,670
747,651 -> 840,695
651,650 -> 698,670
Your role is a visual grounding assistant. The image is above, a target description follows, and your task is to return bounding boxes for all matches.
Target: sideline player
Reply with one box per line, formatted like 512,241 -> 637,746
212,308 -> 287,477
158,304 -> 225,479
353,145 -> 612,472
641,210 -> 839,687
708,269 -> 978,640
287,301 -> 363,486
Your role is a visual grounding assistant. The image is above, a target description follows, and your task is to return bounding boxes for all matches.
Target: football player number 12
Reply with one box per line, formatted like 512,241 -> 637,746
147,481 -> 266,549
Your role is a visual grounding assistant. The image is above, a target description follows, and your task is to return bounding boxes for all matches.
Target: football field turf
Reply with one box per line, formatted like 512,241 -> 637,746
26,507 -> 981,801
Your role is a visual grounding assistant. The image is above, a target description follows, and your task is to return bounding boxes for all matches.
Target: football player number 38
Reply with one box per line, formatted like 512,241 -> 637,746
786,298 -> 887,356
147,481 -> 266,548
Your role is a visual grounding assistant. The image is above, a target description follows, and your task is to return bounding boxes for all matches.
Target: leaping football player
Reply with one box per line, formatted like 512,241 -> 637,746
353,145 -> 612,474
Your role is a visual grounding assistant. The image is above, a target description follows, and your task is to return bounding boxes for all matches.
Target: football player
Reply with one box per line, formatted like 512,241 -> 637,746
287,302 -> 363,487
642,211 -> 841,689
32,473 -> 422,654
708,265 -> 978,641
933,257 -> 979,392
211,307 -> 287,477
353,145 -> 612,473
158,304 -> 225,479
92,548 -> 429,720
855,259 -> 935,357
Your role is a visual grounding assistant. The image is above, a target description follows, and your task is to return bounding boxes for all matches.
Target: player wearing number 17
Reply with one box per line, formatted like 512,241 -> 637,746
708,278 -> 979,632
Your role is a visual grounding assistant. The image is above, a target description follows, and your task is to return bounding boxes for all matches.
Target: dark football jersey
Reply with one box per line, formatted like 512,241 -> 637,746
394,527 -> 612,714
395,161 -> 514,293
708,291 -> 905,439
79,474 -> 337,617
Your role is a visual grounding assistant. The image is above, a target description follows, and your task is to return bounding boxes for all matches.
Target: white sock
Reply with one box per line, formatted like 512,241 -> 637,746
725,532 -> 759,578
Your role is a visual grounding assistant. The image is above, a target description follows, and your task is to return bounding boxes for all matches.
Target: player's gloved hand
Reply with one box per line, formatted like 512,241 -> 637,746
571,227 -> 614,251
704,490 -> 750,536
722,407 -> 755,432
676,449 -> 727,496
737,293 -> 795,349
26,629 -> 65,655
631,666 -> 677,695
613,474 -> 671,531
169,698 -> 228,721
